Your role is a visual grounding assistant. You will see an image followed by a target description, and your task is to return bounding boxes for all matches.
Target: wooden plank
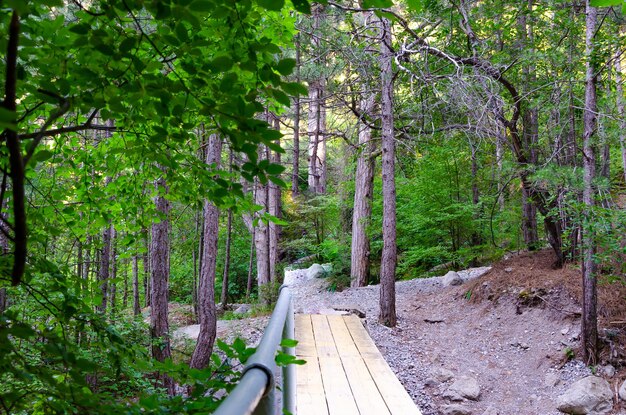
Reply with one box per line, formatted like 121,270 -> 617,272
296,355 -> 329,415
295,314 -> 317,358
327,315 -> 391,415
343,315 -> 423,415
310,315 -> 360,415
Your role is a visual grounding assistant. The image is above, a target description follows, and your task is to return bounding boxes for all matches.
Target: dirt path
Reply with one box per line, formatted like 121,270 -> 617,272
284,255 -> 615,415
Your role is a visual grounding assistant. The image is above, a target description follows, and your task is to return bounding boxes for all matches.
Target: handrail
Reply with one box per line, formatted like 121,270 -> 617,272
213,285 -> 295,415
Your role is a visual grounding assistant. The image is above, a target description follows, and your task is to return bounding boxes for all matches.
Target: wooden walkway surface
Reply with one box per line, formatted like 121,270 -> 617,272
295,314 -> 423,415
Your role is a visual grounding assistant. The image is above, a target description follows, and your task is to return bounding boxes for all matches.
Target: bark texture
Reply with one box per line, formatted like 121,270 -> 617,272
190,134 -> 222,369
351,93 -> 376,287
132,255 -> 141,316
307,4 -> 327,194
581,0 -> 598,365
378,15 -> 397,327
615,46 -> 626,184
150,174 -> 174,394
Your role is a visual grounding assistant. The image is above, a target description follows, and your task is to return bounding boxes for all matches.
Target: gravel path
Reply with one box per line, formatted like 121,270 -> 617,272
285,266 -> 597,415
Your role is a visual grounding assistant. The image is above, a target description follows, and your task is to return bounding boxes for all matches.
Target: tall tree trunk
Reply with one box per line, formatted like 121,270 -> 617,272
378,15 -> 397,327
518,1 -> 539,249
150,173 -> 174,394
581,0 -> 598,365
220,149 -> 234,308
269,115 -> 281,284
109,227 -> 117,315
1,186 -> 9,313
96,222 -> 112,314
351,93 -> 376,287
307,4 -> 327,194
292,34 -> 301,196
190,134 -> 222,369
133,254 -> 141,316
615,46 -> 626,184
122,257 -> 128,310
246,226 -> 255,300
194,207 -> 204,318
143,228 -> 151,307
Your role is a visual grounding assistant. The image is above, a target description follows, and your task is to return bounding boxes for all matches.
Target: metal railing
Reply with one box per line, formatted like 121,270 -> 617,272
213,285 -> 296,415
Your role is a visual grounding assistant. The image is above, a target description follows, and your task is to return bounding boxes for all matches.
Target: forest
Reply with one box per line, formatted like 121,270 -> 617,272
1,0 -> 625,413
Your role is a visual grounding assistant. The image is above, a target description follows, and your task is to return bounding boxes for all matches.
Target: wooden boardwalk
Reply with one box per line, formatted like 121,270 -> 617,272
295,314 -> 423,415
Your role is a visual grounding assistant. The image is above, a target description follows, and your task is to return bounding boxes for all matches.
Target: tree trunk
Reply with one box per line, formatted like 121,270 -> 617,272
122,257 -> 128,310
292,34 -> 301,196
269,115 -> 281,284
615,46 -> 626,184
96,223 -> 112,314
581,0 -> 598,365
246,226 -> 256,300
143,228 -> 150,307
378,15 -> 397,327
110,227 -> 117,315
133,254 -> 141,316
190,134 -> 222,369
307,4 -> 327,194
220,149 -> 235,308
351,93 -> 376,288
150,173 -> 174,394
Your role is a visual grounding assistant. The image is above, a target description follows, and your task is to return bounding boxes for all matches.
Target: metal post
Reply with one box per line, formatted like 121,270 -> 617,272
282,296 -> 296,415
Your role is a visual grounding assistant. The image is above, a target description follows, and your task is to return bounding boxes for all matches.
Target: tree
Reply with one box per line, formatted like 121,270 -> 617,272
378,14 -> 397,327
190,134 -> 222,369
581,0 -> 599,364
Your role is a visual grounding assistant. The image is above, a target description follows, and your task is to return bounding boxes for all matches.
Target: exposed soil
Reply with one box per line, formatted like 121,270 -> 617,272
284,249 -> 626,415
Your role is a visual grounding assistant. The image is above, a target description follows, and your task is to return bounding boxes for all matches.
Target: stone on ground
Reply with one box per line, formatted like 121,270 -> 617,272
443,271 -> 463,286
448,376 -> 481,401
618,379 -> 626,401
556,376 -> 613,415
234,304 -> 250,315
306,263 -> 326,279
441,404 -> 472,415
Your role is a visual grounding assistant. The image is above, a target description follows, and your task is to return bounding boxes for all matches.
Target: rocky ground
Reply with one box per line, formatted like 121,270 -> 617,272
283,250 -> 626,415
173,250 -> 626,414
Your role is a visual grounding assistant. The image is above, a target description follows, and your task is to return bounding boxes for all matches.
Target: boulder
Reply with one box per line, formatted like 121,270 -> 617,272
234,304 -> 251,315
443,271 -> 463,286
557,376 -> 613,415
441,404 -> 472,415
306,263 -> 326,279
482,407 -> 499,415
321,263 -> 333,273
430,367 -> 455,383
448,376 -> 481,401
618,379 -> 626,401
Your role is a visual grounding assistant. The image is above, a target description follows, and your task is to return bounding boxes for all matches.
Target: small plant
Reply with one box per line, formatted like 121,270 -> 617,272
564,347 -> 575,361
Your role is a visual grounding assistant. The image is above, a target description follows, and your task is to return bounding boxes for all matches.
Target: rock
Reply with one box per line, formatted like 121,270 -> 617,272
601,365 -> 615,378
504,267 -> 513,273
424,377 -> 439,387
448,376 -> 481,401
234,304 -> 250,314
545,372 -> 561,387
424,316 -> 446,323
556,376 -> 613,415
482,407 -> 499,415
441,404 -> 472,415
430,367 -> 455,383
443,271 -> 463,286
442,389 -> 465,402
306,263 -> 326,279
618,380 -> 626,401
321,263 -> 333,273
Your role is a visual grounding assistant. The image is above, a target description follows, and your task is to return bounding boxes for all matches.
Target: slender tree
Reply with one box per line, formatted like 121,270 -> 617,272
378,15 -> 397,327
581,0 -> 599,364
190,134 -> 222,369
150,171 -> 174,394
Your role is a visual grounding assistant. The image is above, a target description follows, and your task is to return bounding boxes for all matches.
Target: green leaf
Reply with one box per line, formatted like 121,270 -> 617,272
362,0 -> 393,7
191,0 -> 215,12
276,58 -> 296,76
69,23 -> 91,35
32,150 -> 54,163
210,56 -> 234,71
257,0 -> 285,10
590,0 -> 621,5
281,81 -> 308,97
266,163 -> 286,175
0,107 -> 17,131
406,0 -> 423,12
280,338 -> 298,348
290,0 -> 311,13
